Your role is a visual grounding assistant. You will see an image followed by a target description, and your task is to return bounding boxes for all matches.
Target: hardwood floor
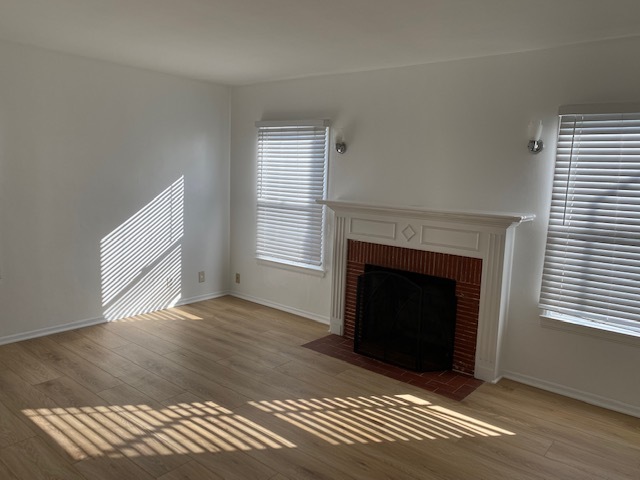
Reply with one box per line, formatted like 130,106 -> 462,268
0,296 -> 638,479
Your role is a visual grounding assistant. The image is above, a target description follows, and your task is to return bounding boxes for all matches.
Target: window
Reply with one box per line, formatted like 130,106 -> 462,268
255,120 -> 330,273
540,104 -> 640,335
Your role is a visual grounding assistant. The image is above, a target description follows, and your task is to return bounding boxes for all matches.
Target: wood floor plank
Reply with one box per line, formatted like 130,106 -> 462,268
74,455 -> 155,480
0,400 -> 36,448
132,312 -> 301,373
185,318 -> 350,377
0,437 -> 85,480
193,451 -> 277,480
246,447 -> 359,480
465,383 -> 640,464
160,391 -> 206,407
50,330 -> 144,378
0,370 -> 94,462
126,318 -> 238,362
76,324 -> 132,350
22,337 -> 122,393
545,439 -> 640,480
153,315 -> 282,358
112,343 -> 250,408
0,342 -> 62,385
117,368 -> 186,401
274,359 -> 399,397
139,307 -> 340,380
103,321 -> 180,355
0,368 -> 59,412
34,376 -> 107,408
163,349 -> 292,400
98,382 -> 165,407
157,460 -> 223,480
456,435 -> 604,480
0,457 -> 19,479
489,380 -> 640,447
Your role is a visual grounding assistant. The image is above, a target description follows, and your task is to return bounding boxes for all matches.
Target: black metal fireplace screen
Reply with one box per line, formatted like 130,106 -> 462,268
354,265 -> 457,372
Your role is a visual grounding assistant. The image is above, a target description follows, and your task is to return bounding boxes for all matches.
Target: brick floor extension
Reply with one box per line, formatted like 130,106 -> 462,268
303,334 -> 483,401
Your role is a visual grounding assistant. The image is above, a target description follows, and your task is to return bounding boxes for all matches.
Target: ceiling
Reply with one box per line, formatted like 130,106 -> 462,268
1,0 -> 640,85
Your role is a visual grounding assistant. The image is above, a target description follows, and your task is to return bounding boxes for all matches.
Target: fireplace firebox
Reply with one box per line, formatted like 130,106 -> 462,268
354,265 -> 457,372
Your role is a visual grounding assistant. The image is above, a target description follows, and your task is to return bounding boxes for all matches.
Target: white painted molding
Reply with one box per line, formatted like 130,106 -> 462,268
319,200 -> 534,229
540,313 -> 640,347
502,371 -> 640,419
0,291 -> 230,347
174,290 -> 230,307
256,258 -> 326,277
330,215 -> 348,335
0,316 -> 107,346
230,292 -> 331,326
320,199 -> 534,383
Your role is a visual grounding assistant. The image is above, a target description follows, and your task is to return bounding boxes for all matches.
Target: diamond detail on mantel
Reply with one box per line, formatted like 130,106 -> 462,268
402,225 -> 416,241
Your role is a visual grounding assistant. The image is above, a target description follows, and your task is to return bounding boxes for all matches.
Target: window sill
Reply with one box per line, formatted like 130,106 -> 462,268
257,258 -> 326,277
540,311 -> 640,347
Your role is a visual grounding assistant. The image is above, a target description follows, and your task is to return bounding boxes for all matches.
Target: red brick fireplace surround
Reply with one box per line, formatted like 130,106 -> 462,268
344,240 -> 482,375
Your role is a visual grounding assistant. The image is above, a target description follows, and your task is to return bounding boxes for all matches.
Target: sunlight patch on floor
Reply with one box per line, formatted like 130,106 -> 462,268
22,400 -> 295,461
249,393 -> 515,446
117,307 -> 204,323
22,394 -> 514,460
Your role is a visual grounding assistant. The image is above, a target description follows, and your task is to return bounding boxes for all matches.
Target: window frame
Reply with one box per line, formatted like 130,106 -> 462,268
539,103 -> 640,342
254,119 -> 330,275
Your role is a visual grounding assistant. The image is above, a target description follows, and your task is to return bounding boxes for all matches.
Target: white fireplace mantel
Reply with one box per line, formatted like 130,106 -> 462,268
319,200 -> 534,383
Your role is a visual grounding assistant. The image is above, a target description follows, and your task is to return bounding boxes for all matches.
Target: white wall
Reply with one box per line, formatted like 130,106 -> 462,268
230,37 -> 640,413
0,40 -> 230,340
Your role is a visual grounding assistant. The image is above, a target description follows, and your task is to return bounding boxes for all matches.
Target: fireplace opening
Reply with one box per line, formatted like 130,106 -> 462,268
354,265 -> 457,372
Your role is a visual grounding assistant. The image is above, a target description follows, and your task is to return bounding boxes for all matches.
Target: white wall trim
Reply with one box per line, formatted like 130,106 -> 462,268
540,313 -> 640,348
257,258 -> 326,277
0,291 -> 230,346
174,290 -> 230,307
0,316 -> 107,346
502,370 -> 640,419
230,292 -> 330,326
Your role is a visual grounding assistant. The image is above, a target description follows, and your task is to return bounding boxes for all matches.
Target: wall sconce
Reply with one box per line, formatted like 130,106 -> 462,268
335,129 -> 347,154
528,120 -> 544,154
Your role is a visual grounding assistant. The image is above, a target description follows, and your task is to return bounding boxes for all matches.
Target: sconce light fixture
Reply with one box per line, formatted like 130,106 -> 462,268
528,120 -> 544,154
335,129 -> 347,154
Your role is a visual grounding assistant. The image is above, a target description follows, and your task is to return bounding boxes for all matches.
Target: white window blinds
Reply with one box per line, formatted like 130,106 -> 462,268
540,106 -> 640,331
256,120 -> 329,270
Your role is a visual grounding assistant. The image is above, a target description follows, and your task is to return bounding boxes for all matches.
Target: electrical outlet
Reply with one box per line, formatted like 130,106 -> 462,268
198,271 -> 205,283
235,273 -> 240,284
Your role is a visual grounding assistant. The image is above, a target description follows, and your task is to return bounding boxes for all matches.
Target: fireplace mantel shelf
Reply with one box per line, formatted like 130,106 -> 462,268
318,200 -> 535,228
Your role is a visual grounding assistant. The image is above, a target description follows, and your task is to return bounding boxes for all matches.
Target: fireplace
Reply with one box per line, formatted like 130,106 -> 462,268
347,241 -> 480,374
319,200 -> 534,382
355,264 -> 457,372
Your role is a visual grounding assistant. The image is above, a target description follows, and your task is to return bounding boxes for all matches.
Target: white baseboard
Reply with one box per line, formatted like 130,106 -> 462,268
230,291 -> 330,326
0,316 -> 107,346
502,370 -> 640,419
0,290 -> 327,347
0,291 -> 230,347
174,290 -> 230,307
